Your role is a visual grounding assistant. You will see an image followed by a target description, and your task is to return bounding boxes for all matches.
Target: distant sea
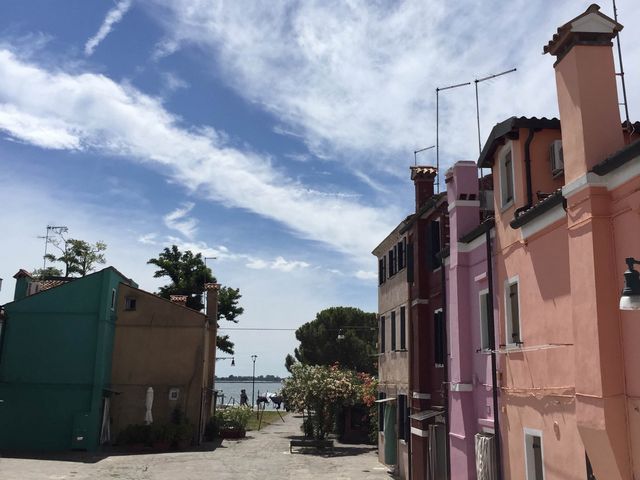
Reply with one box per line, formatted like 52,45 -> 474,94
213,381 -> 284,410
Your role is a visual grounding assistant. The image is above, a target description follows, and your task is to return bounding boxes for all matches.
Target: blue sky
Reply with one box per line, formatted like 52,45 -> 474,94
1,0 -> 639,377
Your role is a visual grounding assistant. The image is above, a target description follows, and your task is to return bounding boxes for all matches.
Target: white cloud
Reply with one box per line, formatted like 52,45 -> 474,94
85,0 -> 133,56
0,49 -> 397,265
137,233 -> 158,245
245,256 -> 309,272
355,270 -> 377,281
163,202 -> 198,239
143,0 -> 640,177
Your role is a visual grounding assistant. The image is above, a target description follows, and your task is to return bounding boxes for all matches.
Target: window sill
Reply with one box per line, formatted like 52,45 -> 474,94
499,200 -> 514,214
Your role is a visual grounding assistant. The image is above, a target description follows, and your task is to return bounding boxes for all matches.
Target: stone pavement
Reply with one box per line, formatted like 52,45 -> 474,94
0,414 -> 392,480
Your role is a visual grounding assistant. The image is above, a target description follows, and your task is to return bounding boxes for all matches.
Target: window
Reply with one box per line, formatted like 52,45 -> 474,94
397,394 -> 409,441
378,258 -> 386,285
124,297 -> 137,311
391,311 -> 397,351
524,429 -> 545,480
397,238 -> 406,270
500,146 -> 515,207
400,306 -> 406,350
505,279 -> 521,345
429,220 -> 442,270
388,248 -> 396,276
378,393 -> 386,431
434,309 -> 445,366
380,316 -> 386,353
407,243 -> 414,283
110,288 -> 116,311
479,290 -> 491,351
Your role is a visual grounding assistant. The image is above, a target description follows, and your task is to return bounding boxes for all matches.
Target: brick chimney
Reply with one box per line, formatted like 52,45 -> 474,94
13,269 -> 33,301
169,294 -> 188,307
410,166 -> 437,211
544,4 -> 624,184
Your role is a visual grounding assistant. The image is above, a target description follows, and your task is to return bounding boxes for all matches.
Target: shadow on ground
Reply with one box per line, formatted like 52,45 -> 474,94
0,439 -> 224,464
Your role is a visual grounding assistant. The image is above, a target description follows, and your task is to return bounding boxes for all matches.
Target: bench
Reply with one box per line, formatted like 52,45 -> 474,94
289,439 -> 334,453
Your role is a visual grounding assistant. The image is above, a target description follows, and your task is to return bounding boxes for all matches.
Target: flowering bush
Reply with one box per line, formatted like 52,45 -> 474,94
281,363 -> 377,440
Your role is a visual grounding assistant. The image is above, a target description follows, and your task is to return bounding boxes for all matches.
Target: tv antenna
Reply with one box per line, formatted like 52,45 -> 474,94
436,80 -> 471,193
38,225 -> 68,270
612,0 -> 633,133
474,68 -> 517,155
414,145 -> 435,166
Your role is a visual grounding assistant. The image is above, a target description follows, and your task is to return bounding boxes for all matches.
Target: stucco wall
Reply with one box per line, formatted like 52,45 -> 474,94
110,284 -> 209,442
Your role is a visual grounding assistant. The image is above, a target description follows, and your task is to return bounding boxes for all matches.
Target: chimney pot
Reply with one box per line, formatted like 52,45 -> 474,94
170,295 -> 188,307
410,166 -> 438,211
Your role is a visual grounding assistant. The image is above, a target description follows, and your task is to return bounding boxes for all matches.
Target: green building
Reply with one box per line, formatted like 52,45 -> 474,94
0,267 -> 135,451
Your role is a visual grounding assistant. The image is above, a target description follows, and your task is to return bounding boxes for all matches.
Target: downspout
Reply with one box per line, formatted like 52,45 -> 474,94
407,276 -> 412,480
514,128 -> 536,219
485,225 -> 503,480
439,210 -> 451,480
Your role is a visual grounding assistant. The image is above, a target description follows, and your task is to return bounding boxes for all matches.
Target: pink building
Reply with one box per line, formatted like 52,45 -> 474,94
445,162 -> 500,479
477,5 -> 640,479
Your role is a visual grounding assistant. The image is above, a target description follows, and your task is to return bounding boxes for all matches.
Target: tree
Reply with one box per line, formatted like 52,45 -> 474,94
31,266 -> 63,279
147,245 -> 244,354
281,363 -> 377,440
46,236 -> 107,277
286,307 -> 377,374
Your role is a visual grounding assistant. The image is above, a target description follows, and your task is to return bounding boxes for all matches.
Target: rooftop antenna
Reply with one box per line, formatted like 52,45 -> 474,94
414,145 -> 435,166
612,0 -> 633,133
474,68 -> 517,155
436,81 -> 471,193
37,225 -> 68,270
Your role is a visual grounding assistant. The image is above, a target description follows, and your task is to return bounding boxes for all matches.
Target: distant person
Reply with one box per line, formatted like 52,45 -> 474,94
240,389 -> 248,406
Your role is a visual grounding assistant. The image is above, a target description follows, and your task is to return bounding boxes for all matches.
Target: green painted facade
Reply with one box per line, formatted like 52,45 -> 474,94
0,268 -> 134,451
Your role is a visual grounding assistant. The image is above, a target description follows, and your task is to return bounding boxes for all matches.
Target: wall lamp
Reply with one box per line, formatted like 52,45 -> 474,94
620,258 -> 640,310
216,356 -> 235,366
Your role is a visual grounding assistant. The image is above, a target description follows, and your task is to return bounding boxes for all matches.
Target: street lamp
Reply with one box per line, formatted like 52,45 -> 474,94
620,257 -> 640,310
251,355 -> 258,407
216,356 -> 235,366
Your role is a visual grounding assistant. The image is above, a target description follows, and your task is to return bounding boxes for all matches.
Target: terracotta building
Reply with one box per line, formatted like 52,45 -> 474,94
476,5 -> 640,479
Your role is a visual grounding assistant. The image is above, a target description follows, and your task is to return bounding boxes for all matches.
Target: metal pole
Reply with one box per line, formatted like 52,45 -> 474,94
475,80 -> 482,155
613,0 -> 632,131
435,81 -> 471,193
251,354 -> 257,407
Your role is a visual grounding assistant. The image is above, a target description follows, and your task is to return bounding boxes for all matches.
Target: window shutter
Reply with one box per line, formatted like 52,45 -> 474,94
400,307 -> 406,350
407,243 -> 414,283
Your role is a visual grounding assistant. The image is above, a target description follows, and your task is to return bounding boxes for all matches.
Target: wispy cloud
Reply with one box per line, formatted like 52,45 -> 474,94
84,0 -> 132,56
0,49 -> 397,264
137,232 -> 158,245
163,202 -> 198,239
142,0 -> 640,177
247,256 -> 310,272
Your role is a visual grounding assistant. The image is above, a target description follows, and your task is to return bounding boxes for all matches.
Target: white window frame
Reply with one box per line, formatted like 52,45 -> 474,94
499,143 -> 515,209
478,288 -> 491,351
504,276 -> 521,347
524,428 -> 545,480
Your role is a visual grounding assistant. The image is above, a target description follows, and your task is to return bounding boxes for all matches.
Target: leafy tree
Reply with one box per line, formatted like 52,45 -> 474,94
286,307 -> 377,374
46,237 -> 107,277
281,363 -> 377,440
147,245 -> 244,354
31,266 -> 63,279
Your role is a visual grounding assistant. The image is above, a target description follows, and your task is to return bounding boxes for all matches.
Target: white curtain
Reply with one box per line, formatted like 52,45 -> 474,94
145,387 -> 154,425
100,397 -> 111,444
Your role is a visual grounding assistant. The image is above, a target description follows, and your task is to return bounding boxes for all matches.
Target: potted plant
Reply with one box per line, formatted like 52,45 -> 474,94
218,406 -> 251,438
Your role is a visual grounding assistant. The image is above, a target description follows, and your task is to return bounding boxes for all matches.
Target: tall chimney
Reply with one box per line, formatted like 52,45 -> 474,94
410,166 -> 437,211
544,4 -> 624,184
13,269 -> 33,301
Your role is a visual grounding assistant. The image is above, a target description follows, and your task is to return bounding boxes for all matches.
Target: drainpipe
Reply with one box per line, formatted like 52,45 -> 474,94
407,276 -> 413,480
513,128 -> 536,219
485,225 -> 503,480
439,210 -> 451,480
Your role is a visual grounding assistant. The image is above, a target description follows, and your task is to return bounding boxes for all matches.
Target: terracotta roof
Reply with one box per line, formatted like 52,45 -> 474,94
543,4 -> 622,57
459,218 -> 495,243
477,117 -> 560,168
592,137 -> 640,176
13,269 -> 32,279
38,279 -> 71,291
399,193 -> 447,234
510,190 -> 564,229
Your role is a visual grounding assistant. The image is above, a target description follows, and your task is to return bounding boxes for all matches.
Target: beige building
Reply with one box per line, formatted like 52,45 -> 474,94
109,283 -> 218,443
373,222 -> 410,479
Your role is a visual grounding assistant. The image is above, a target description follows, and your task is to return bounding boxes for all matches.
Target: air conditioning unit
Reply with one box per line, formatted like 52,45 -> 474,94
550,140 -> 564,178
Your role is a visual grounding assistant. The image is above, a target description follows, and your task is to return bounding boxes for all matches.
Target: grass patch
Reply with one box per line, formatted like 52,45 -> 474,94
246,411 -> 287,431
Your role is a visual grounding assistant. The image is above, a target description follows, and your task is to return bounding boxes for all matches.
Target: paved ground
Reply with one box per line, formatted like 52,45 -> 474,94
0,414 -> 392,480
